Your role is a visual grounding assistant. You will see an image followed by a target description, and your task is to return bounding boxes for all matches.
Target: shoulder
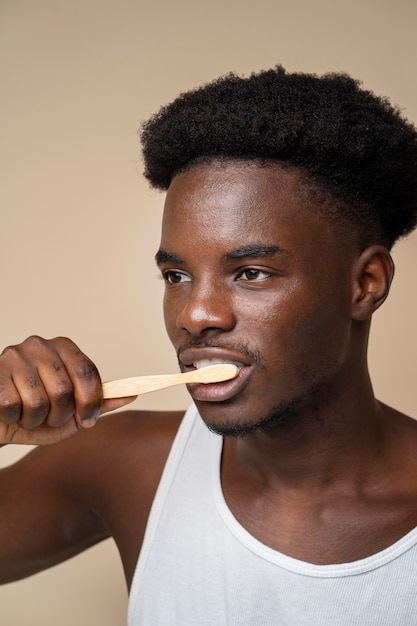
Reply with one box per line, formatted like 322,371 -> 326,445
66,408 -> 186,486
92,407 -> 185,447
0,409 -> 186,584
380,403 -> 417,492
10,408 -> 185,498
85,408 -> 185,476
81,408 -> 186,583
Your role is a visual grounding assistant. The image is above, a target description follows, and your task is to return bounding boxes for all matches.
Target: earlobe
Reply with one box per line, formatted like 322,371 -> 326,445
351,246 -> 395,321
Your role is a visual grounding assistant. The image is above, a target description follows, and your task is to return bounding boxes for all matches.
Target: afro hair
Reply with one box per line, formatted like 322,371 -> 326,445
140,66 -> 417,249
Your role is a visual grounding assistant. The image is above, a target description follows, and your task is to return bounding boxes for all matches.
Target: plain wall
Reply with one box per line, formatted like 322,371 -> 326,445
1,0 -> 416,623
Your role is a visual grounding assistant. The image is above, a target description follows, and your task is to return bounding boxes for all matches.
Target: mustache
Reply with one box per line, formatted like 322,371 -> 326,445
176,337 -> 265,368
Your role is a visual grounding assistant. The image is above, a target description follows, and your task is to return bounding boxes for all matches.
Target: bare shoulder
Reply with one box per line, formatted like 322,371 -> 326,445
83,407 -> 185,489
14,407 -> 185,479
86,408 -> 185,585
383,402 -> 417,440
381,402 -> 417,484
87,407 -> 185,460
60,407 -> 185,503
1,408 -> 185,585
5,407 -> 185,523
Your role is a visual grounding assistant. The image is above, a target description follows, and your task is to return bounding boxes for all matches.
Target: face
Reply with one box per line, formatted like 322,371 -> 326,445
156,160 -> 357,436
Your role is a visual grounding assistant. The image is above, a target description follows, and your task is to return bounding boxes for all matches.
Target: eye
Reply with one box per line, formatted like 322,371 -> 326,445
237,268 -> 270,282
162,270 -> 192,284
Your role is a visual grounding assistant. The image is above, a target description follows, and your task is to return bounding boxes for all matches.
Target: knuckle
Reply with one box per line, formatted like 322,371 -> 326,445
49,381 -> 75,409
26,334 -> 44,347
75,395 -> 102,422
0,380 -> 21,423
73,358 -> 100,383
52,336 -> 75,352
28,395 -> 50,417
1,336 -> 44,361
18,393 -> 51,428
0,398 -> 22,424
0,344 -> 20,360
20,335 -> 46,356
82,396 -> 101,413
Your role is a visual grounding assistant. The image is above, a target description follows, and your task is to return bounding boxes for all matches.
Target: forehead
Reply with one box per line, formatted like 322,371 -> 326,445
160,160 -> 338,255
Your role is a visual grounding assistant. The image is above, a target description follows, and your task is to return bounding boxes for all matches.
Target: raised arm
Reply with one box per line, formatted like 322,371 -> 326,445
0,335 -> 132,446
0,437 -> 110,583
0,336 -> 136,583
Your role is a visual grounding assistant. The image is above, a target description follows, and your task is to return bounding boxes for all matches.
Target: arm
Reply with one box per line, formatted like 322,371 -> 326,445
0,440 -> 109,583
0,407 -> 184,586
0,335 -> 136,582
0,335 -> 133,445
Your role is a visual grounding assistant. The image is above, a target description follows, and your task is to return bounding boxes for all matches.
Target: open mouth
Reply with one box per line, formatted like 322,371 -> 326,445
183,358 -> 251,403
191,357 -> 245,371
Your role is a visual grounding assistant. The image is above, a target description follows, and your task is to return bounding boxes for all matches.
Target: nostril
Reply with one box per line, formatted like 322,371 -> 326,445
170,280 -> 236,337
178,301 -> 235,334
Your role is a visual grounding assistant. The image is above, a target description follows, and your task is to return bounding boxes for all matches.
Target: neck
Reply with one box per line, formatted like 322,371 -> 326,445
223,374 -> 387,491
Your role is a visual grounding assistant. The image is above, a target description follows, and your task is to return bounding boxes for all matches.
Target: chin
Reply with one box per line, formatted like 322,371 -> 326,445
200,364 -> 341,437
201,403 -> 299,438
197,384 -> 328,438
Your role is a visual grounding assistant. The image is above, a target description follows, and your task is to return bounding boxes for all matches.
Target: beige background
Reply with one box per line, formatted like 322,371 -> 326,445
1,0 -> 416,623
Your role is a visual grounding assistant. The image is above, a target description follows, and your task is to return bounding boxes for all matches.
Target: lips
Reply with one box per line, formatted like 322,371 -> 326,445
179,348 -> 252,402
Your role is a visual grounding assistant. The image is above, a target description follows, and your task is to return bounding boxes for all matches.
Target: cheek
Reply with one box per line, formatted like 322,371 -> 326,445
163,293 -> 179,339
248,288 -> 351,369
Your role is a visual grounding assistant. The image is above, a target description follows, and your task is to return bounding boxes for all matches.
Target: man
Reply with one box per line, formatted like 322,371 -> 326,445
1,66 -> 417,624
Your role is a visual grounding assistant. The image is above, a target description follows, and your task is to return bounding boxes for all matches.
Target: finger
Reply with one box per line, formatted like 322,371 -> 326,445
9,369 -> 53,430
35,359 -> 76,428
3,415 -> 83,446
0,337 -> 55,429
0,374 -> 23,425
100,396 -> 138,415
54,339 -> 103,426
0,336 -> 102,432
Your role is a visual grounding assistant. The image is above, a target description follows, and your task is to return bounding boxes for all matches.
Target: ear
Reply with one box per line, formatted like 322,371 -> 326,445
351,245 -> 395,321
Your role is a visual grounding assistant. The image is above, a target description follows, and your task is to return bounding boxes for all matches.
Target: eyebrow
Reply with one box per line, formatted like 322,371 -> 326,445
155,243 -> 286,266
224,243 -> 286,260
155,249 -> 184,266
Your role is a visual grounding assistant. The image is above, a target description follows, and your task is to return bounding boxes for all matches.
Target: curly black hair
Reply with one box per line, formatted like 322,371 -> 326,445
140,66 -> 417,249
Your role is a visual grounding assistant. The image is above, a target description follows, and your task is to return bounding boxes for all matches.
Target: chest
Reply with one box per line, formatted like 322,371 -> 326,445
127,444 -> 417,625
221,475 -> 417,564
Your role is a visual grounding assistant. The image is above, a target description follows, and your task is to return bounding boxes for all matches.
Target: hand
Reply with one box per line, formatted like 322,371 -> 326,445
0,336 -> 134,445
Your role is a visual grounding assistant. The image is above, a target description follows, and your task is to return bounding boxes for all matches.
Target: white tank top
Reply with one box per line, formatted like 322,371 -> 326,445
128,404 -> 417,625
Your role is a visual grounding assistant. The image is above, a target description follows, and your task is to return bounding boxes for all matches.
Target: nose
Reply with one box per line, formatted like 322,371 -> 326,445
175,282 -> 236,337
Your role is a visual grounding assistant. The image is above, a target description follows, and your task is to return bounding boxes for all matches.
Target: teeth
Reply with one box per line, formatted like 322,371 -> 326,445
193,358 -> 242,370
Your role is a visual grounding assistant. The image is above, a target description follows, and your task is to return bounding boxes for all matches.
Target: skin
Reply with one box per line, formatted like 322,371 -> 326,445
0,160 -> 417,591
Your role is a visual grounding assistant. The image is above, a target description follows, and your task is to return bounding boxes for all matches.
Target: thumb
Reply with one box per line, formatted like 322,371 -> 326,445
100,396 -> 138,416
